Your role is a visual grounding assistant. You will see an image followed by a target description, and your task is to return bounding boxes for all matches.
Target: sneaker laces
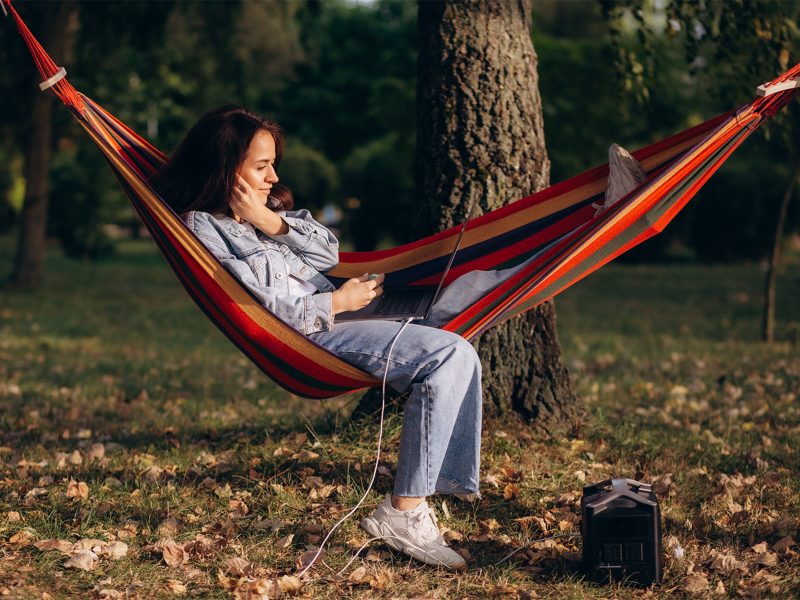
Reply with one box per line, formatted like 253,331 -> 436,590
410,506 -> 446,543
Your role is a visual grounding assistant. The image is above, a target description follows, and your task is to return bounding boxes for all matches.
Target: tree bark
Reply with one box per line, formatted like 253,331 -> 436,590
12,2 -> 76,288
762,156 -> 800,343
412,0 -> 581,432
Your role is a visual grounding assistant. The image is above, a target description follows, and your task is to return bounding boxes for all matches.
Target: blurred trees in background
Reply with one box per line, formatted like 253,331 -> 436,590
1,0 -> 798,270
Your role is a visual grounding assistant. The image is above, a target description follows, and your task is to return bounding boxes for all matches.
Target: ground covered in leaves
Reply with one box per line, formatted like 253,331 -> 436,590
0,236 -> 799,599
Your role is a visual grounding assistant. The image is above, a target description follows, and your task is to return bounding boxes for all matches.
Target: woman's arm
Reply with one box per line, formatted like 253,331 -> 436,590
230,176 -> 339,272
186,211 -> 335,334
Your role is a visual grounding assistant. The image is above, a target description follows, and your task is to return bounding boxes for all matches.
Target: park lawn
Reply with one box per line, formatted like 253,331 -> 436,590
0,234 -> 798,600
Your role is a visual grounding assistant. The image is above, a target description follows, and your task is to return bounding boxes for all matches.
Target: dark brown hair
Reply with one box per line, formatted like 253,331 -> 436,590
151,105 -> 293,215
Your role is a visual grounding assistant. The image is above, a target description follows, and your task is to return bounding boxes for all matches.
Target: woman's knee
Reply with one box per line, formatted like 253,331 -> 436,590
447,336 -> 482,378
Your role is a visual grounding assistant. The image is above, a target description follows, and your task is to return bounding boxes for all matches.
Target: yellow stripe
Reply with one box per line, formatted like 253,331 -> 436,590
329,128 -> 713,279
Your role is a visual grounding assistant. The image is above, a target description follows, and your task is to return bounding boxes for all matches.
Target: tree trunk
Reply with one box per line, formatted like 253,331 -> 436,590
413,0 -> 581,432
762,156 -> 800,343
12,2 -> 76,288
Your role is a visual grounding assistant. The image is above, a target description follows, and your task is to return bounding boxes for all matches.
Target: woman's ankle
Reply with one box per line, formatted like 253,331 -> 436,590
391,494 -> 424,511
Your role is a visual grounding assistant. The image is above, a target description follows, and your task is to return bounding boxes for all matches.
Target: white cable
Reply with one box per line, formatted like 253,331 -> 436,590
296,317 -> 414,580
493,532 -> 581,566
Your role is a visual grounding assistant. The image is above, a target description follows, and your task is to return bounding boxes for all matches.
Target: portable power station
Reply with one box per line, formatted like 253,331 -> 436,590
581,478 -> 662,585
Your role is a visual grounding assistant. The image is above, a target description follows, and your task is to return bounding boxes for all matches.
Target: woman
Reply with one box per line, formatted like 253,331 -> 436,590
153,106 -> 645,569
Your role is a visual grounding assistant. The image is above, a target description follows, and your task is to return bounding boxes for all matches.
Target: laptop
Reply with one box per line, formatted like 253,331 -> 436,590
336,197 -> 479,322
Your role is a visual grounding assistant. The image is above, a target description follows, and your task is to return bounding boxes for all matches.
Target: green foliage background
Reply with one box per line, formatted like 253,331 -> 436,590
1,0 -> 798,260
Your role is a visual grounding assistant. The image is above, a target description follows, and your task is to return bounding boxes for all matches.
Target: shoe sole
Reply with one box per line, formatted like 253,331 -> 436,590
359,516 -> 465,569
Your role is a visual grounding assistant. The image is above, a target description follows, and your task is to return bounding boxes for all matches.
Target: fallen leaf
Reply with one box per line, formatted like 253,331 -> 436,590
87,443 -> 105,460
683,575 -> 709,593
254,519 -> 285,532
303,524 -> 324,535
159,517 -> 181,537
504,483 -> 521,500
441,527 -> 464,543
490,584 -> 519,596
229,500 -> 249,519
751,542 -> 769,553
377,465 -> 392,477
276,534 -> 294,548
365,547 -> 385,561
10,530 -> 34,546
292,449 -> 320,461
514,516 -> 545,533
198,452 -> 217,467
98,590 -> 122,599
64,549 -> 98,571
481,474 -> 500,487
278,575 -> 303,594
117,524 -> 137,539
755,553 -> 778,566
142,465 -> 164,484
73,538 -> 107,550
163,543 -> 188,567
654,473 -> 673,496
223,557 -> 253,576
709,555 -> 741,572
67,450 -> 83,465
370,569 -> 392,590
558,520 -> 574,532
296,548 -> 325,569
35,539 -> 74,554
101,541 -> 128,560
199,477 -> 217,490
569,439 -> 586,455
554,493 -> 576,506
773,536 -> 794,552
67,479 -> 89,501
164,579 -> 187,596
347,566 -> 369,584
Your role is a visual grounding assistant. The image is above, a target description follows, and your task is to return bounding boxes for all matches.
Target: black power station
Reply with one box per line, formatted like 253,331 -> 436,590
581,478 -> 662,585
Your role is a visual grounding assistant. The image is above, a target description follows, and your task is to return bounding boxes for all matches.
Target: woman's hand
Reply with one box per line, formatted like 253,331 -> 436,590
229,175 -> 288,236
331,273 -> 385,315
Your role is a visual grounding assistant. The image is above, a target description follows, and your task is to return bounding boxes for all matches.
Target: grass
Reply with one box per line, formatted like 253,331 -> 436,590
0,234 -> 798,599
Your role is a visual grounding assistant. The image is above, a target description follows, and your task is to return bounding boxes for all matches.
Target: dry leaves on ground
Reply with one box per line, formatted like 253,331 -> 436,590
64,550 -> 98,571
66,479 -> 89,501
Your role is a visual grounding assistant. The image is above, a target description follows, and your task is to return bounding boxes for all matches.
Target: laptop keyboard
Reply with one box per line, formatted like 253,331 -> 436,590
373,288 -> 426,316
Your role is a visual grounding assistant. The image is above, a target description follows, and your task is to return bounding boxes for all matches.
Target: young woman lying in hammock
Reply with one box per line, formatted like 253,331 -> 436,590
152,106 -> 645,569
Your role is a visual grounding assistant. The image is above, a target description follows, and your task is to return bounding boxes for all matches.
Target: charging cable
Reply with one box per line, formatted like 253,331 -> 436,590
295,314 -> 579,579
296,317 -> 414,580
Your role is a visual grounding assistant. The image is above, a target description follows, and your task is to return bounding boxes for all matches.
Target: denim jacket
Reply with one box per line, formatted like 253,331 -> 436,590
183,210 -> 339,335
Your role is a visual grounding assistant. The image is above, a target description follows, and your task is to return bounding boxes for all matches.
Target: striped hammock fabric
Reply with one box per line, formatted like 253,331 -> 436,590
7,0 -> 800,399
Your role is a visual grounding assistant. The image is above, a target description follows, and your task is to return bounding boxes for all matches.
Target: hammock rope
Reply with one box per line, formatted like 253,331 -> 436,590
6,0 -> 800,399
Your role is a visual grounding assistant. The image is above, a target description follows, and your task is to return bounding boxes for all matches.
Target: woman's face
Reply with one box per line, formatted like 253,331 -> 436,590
238,130 -> 279,204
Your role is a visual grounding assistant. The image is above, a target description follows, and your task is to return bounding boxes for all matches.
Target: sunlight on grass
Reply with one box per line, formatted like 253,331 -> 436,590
0,235 -> 798,599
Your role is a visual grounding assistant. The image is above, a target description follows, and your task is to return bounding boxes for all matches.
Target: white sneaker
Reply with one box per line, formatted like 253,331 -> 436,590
594,143 -> 647,215
360,495 -> 466,569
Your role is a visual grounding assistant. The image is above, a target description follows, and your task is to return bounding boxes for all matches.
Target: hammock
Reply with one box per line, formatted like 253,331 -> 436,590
7,0 -> 800,399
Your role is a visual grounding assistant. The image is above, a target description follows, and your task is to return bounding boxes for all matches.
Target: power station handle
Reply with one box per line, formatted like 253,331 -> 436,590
611,478 -> 629,493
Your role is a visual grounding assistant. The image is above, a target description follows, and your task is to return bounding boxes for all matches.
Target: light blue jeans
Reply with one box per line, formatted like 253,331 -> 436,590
309,262 -> 530,498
